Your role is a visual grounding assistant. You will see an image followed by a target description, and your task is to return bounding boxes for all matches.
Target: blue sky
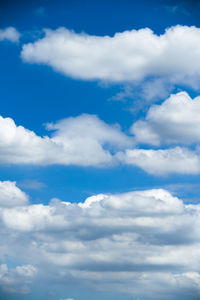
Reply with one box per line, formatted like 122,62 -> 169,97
1,0 -> 200,299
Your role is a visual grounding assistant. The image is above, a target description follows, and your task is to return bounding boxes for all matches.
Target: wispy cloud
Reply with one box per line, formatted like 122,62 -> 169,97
18,179 -> 45,190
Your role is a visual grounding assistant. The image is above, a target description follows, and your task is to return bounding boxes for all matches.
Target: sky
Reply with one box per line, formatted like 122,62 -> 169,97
1,0 -> 200,299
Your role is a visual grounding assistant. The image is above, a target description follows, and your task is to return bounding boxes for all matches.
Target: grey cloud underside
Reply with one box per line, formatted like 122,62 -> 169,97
1,182 -> 200,299
0,264 -> 37,294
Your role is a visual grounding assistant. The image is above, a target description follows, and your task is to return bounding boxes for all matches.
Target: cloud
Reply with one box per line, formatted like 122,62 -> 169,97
1,108 -> 200,175
0,114 -> 131,167
1,93 -> 200,175
118,147 -> 200,175
0,181 -> 29,208
0,27 -> 20,43
1,183 -> 200,298
18,179 -> 45,190
117,91 -> 200,175
21,26 -> 200,92
131,92 -> 200,146
0,263 -> 37,294
74,270 -> 200,299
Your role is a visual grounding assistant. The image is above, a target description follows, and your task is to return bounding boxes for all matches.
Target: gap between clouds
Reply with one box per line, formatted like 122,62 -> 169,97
1,92 -> 200,175
0,181 -> 200,299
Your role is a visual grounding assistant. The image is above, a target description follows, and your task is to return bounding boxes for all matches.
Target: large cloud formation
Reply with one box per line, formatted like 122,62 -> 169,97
0,114 -> 131,166
21,25 -> 200,90
0,181 -> 28,207
1,181 -> 200,299
1,100 -> 200,175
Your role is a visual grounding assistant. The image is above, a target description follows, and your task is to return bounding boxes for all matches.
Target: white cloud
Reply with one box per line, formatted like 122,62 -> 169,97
1,183 -> 200,298
119,147 -> 200,175
0,27 -> 20,43
131,92 -> 200,146
21,25 -> 200,91
118,91 -> 200,175
0,114 -> 131,167
1,111 -> 200,175
0,181 -> 29,207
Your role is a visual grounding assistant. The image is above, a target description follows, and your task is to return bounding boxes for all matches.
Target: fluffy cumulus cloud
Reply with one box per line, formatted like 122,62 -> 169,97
131,92 -> 200,146
1,106 -> 200,175
0,114 -> 131,167
115,91 -> 200,175
118,147 -> 200,175
1,181 -> 200,299
21,25 -> 200,90
0,27 -> 20,42
0,181 -> 29,207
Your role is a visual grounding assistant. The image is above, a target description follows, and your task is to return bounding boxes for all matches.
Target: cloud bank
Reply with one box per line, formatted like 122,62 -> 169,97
1,182 -> 200,299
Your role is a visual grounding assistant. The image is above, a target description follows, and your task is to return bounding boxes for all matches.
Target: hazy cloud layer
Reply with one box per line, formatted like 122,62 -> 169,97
0,182 -> 200,299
